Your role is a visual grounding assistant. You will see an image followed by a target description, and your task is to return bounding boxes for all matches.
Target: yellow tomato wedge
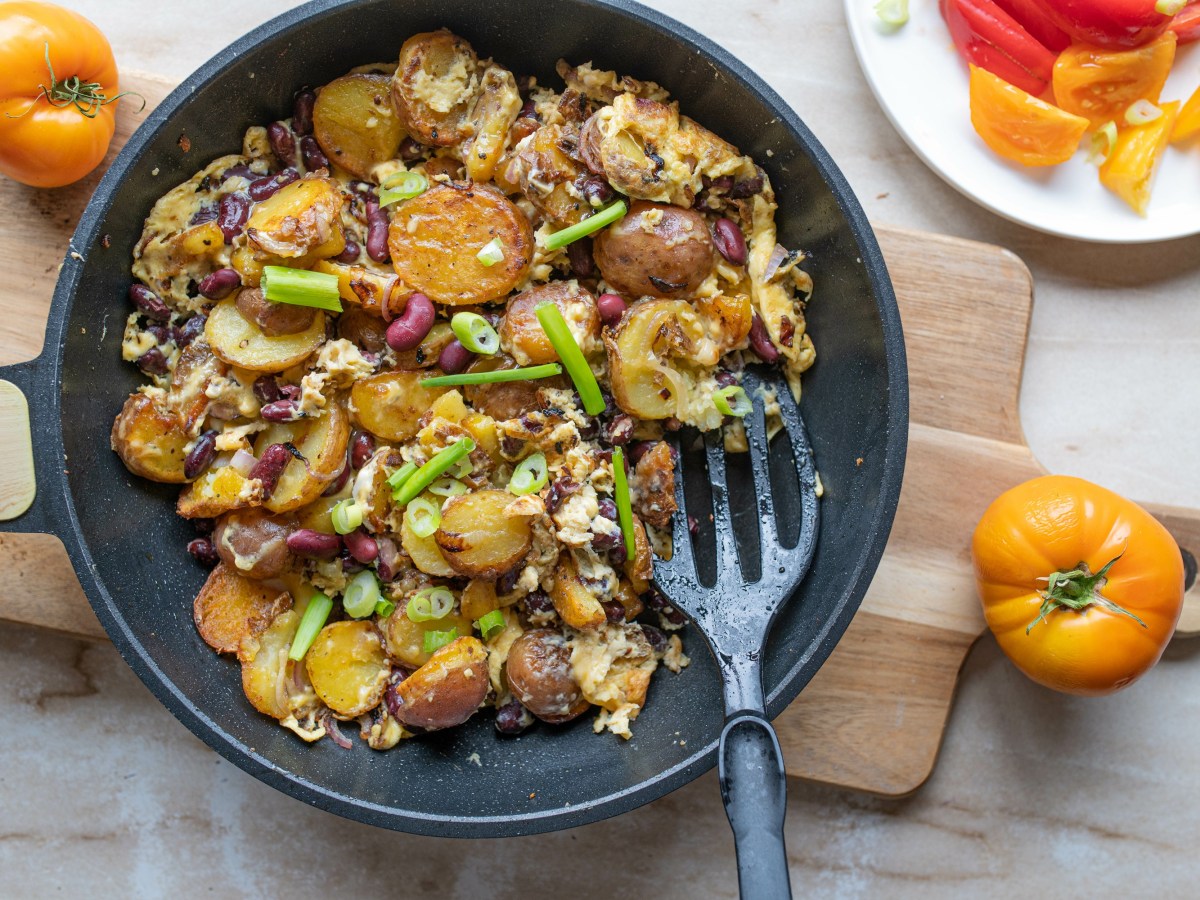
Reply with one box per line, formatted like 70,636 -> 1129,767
1171,84 -> 1200,144
1100,101 -> 1180,216
1052,34 -> 1177,128
969,65 -> 1089,167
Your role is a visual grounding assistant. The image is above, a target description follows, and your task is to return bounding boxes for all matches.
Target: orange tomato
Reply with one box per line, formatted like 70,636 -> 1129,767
1052,32 -> 1177,127
969,64 -> 1089,166
0,2 -> 123,188
972,475 -> 1185,696
1100,100 -> 1179,215
1171,83 -> 1200,143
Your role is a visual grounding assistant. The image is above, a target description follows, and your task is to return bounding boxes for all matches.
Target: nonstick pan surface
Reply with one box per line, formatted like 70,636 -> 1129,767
0,0 -> 907,836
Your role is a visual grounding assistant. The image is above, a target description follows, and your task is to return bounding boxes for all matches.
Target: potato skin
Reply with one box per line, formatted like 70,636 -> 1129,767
235,287 -> 318,337
435,489 -> 534,578
500,281 -> 599,366
351,370 -> 448,442
461,354 -> 566,420
505,629 -> 589,724
392,636 -> 489,730
391,30 -> 480,147
111,391 -> 191,484
213,508 -> 295,580
632,441 -> 677,528
549,552 -> 606,630
205,296 -> 327,373
193,562 -> 292,654
593,200 -> 714,299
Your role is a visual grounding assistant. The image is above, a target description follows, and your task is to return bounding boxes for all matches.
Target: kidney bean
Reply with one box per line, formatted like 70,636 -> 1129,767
591,530 -> 621,552
728,174 -> 764,199
596,292 -> 627,329
495,697 -> 533,735
279,384 -> 302,402
645,588 -> 669,612
397,136 -> 424,161
601,600 -> 626,624
252,375 -> 282,404
567,239 -> 595,279
175,314 -> 206,348
136,347 -> 169,375
523,591 -> 555,617
709,175 -> 734,195
715,370 -> 738,389
713,217 -> 748,266
187,537 -> 220,568
300,135 -> 328,171
545,476 -> 580,514
437,339 -> 473,374
190,204 -> 218,226
334,240 -> 361,264
578,175 -> 614,207
248,167 -> 299,202
385,292 -> 435,352
183,430 -> 219,480
129,284 -> 171,321
364,199 -> 390,263
249,443 -> 292,498
748,312 -> 780,363
220,163 -> 256,183
605,414 -> 634,446
146,324 -> 173,345
350,430 -> 376,469
597,497 -> 617,521
607,540 -> 627,566
197,267 -> 241,300
376,536 -> 403,582
641,624 -> 668,654
267,122 -> 297,168
292,88 -> 316,135
323,457 -> 351,497
343,528 -> 379,564
260,399 -> 303,422
217,192 -> 250,243
339,547 -> 367,574
286,529 -> 342,559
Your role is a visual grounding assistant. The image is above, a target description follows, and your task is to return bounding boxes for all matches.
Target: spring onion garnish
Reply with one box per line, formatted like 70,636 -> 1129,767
1156,0 -> 1186,16
393,437 -> 476,506
874,0 -> 909,27
476,609 -> 505,641
261,265 -> 342,313
405,495 -> 442,538
535,302 -> 605,415
287,591 -> 333,661
1087,121 -> 1119,165
379,170 -> 428,207
451,311 -> 500,354
542,199 -> 627,251
509,451 -> 549,496
612,447 -> 635,558
476,237 -> 505,267
342,570 -> 382,618
428,477 -> 468,497
407,586 -> 455,623
420,363 -> 563,387
330,498 -> 364,535
423,628 -> 459,654
374,598 -> 396,618
452,455 -> 474,479
386,461 -> 418,492
713,384 -> 752,418
1126,99 -> 1162,126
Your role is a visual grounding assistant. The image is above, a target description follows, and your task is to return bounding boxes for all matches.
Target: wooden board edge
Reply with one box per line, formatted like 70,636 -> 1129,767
0,380 -> 36,520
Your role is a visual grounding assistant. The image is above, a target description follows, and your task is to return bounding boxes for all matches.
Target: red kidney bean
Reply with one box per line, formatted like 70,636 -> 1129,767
334,240 -> 361,264
175,314 -> 206,348
385,292 -> 435,351
597,497 -> 617,521
729,174 -> 764,199
248,167 -> 299,202
708,175 -> 734,194
591,530 -> 621,552
197,267 -> 241,300
286,529 -> 342,559
522,591 -> 554,617
375,536 -> 402,582
437,339 -> 473,374
146,324 -> 172,345
748,312 -> 780,363
343,528 -> 379,564
713,218 -> 748,266
250,443 -> 292,497
350,430 -> 376,469
596,292 -> 627,328
187,537 -> 220,567
605,414 -> 635,446
292,88 -> 316,135
136,347 -> 169,375
715,370 -> 738,388
220,163 -> 256,183
217,192 -> 250,243
607,540 -> 628,566
545,476 -> 580,514
601,600 -> 626,624
129,284 -> 171,321
267,122 -> 296,168
364,199 -> 390,263
399,137 -> 425,162
279,384 -> 302,402
183,430 -> 219,480
578,175 -> 614,207
494,697 -> 533,735
641,624 -> 668,654
322,457 -> 351,496
630,440 -> 657,463
190,204 -> 218,226
567,239 -> 595,279
300,135 -> 328,171
260,399 -> 303,422
252,374 -> 282,403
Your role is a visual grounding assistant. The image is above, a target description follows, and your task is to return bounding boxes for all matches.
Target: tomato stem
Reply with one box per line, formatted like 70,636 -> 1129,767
1027,550 -> 1147,634
4,43 -> 145,120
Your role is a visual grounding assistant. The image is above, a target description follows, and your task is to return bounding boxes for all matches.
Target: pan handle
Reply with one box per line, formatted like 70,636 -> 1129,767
0,353 -> 56,534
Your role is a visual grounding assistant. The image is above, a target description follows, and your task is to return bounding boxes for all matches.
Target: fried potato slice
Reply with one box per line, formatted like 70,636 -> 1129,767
111,391 -> 191,484
313,73 -> 405,179
350,369 -> 448,442
177,465 -> 262,519
392,636 -> 489,730
205,296 -> 326,372
252,404 -> 350,514
435,490 -> 534,578
193,562 -> 292,654
385,606 -> 472,668
305,620 -> 390,717
550,551 -> 606,630
391,30 -> 481,147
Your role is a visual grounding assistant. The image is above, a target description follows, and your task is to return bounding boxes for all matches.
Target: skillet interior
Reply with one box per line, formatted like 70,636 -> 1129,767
48,0 -> 907,835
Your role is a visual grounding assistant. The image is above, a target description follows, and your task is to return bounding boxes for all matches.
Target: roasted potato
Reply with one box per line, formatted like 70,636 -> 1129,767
460,578 -> 499,622
232,176 -> 347,284
235,286 -> 318,337
461,354 -> 565,421
205,296 -> 326,372
313,73 -> 405,179
400,508 -> 456,577
351,370 -> 448,442
111,391 -> 191,484
461,65 -> 522,183
385,606 -> 472,668
239,609 -> 307,719
505,628 -> 589,723
570,624 -> 656,715
632,440 -> 677,528
391,30 -> 481,147
435,489 -> 534,578
193,562 -> 292,654
177,465 -> 261,519
391,320 -> 455,370
391,636 -> 489,730
252,404 -> 350,513
305,620 -> 390,717
168,341 -> 225,432
213,508 -> 296,579
549,551 -> 606,629
335,307 -> 389,354
503,123 -> 590,228
387,182 -> 533,306
311,258 -> 403,319
613,578 -> 645,621
500,281 -> 599,366
593,201 -> 714,299
624,514 -> 653,595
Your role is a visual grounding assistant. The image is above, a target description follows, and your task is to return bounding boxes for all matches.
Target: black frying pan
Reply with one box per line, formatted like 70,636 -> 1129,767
0,0 -> 907,837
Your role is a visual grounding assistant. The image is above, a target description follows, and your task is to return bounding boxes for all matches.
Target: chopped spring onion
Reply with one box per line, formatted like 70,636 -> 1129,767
374,598 -> 396,618
476,237 -> 505,267
542,200 -> 627,251
330,499 -> 364,535
379,170 -> 428,207
407,586 -> 455,622
874,0 -> 910,27
451,311 -> 500,354
1156,0 -> 1186,15
287,591 -> 333,661
612,447 -> 635,558
261,265 -> 342,313
428,477 -> 468,497
343,570 -> 382,618
535,302 -> 605,415
421,363 -> 562,387
1126,100 -> 1163,126
423,627 -> 459,654
451,455 -> 474,479
393,438 -> 476,506
1087,121 -> 1119,165
476,609 -> 505,641
405,495 -> 442,538
713,384 -> 753,418
386,461 -> 418,492
509,451 -> 549,496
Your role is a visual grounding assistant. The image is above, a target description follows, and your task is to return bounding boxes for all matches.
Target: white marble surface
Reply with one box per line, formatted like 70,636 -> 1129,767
3,1 -> 1199,896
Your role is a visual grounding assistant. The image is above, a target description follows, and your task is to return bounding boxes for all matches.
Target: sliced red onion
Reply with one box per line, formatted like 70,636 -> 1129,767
230,449 -> 258,477
323,712 -> 354,749
764,243 -> 788,282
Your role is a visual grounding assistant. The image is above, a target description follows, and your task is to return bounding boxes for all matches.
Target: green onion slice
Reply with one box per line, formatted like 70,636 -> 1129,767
535,302 -> 605,415
874,0 -> 909,27
476,237 -> 505,267
421,363 -> 562,387
374,598 -> 396,618
451,311 -> 500,355
287,592 -> 333,661
423,627 -> 458,654
1125,99 -> 1162,126
405,495 -> 442,538
1156,0 -> 1186,15
476,609 -> 505,641
261,266 -> 342,313
393,438 -> 476,506
407,586 -> 455,623
386,461 -> 418,491
542,200 -> 627,251
343,570 -> 382,618
330,499 -> 364,535
612,447 -> 636,559
379,170 -> 428,207
509,451 -> 549,496
428,477 -> 468,497
1087,121 -> 1119,165
713,384 -> 753,418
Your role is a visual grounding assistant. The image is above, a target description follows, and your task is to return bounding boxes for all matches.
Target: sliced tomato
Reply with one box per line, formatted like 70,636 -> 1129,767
1052,32 -> 1177,127
969,64 -> 1090,166
1171,84 -> 1200,143
1100,101 -> 1180,215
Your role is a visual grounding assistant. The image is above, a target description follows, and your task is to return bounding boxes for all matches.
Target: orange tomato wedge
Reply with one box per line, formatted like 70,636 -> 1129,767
969,64 -> 1089,166
1052,33 -> 1177,127
1100,101 -> 1180,216
1171,84 -> 1200,143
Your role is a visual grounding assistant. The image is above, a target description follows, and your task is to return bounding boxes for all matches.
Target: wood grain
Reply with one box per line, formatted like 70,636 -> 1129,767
0,381 -> 36,520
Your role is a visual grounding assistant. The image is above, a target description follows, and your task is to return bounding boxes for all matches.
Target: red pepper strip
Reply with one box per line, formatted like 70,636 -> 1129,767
1171,3 -> 1200,44
940,0 -> 1058,95
994,0 -> 1072,51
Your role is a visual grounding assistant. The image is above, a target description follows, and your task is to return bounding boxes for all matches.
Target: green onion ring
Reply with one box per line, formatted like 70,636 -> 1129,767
342,570 -> 382,618
509,451 -> 549,496
405,495 -> 442,538
451,311 -> 500,355
713,384 -> 753,418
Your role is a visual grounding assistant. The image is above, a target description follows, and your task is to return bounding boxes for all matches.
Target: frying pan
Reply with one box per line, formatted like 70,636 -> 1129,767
0,0 -> 907,837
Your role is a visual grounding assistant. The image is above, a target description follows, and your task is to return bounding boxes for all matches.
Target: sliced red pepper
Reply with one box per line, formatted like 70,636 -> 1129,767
940,0 -> 1058,95
993,0 -> 1072,51
1170,2 -> 1200,44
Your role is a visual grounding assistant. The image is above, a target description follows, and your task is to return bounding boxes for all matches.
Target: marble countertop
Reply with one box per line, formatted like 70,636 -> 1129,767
3,1 -> 1198,896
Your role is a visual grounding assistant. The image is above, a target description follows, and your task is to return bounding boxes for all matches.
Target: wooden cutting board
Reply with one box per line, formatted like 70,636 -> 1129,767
1,72 -> 1197,797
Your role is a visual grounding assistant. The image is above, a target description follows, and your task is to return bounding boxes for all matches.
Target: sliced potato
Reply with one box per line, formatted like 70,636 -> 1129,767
311,258 -> 402,318
435,490 -> 533,578
252,404 -> 350,513
503,123 -> 589,227
385,606 -> 472,668
461,65 -> 521,183
168,341 -> 225,432
313,73 -> 405,179
387,182 -> 533,306
391,636 -> 489,730
232,176 -> 347,284
391,30 -> 480,147
400,509 -> 456,577
613,578 -> 645,621
506,628 -> 589,723
550,551 -> 606,630
205,297 -> 326,372
462,354 -> 566,421
500,281 -> 599,366
632,441 -> 677,528
213,508 -> 295,579
460,579 -> 499,621
111,391 -> 191,484
240,609 -> 304,719
177,464 -> 262,519
193,562 -> 291,654
305,620 -> 390,717
391,320 -> 454,370
350,369 -> 448,442
624,514 -> 653,595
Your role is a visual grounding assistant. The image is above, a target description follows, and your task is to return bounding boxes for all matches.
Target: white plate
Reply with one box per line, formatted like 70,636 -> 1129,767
844,0 -> 1200,242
